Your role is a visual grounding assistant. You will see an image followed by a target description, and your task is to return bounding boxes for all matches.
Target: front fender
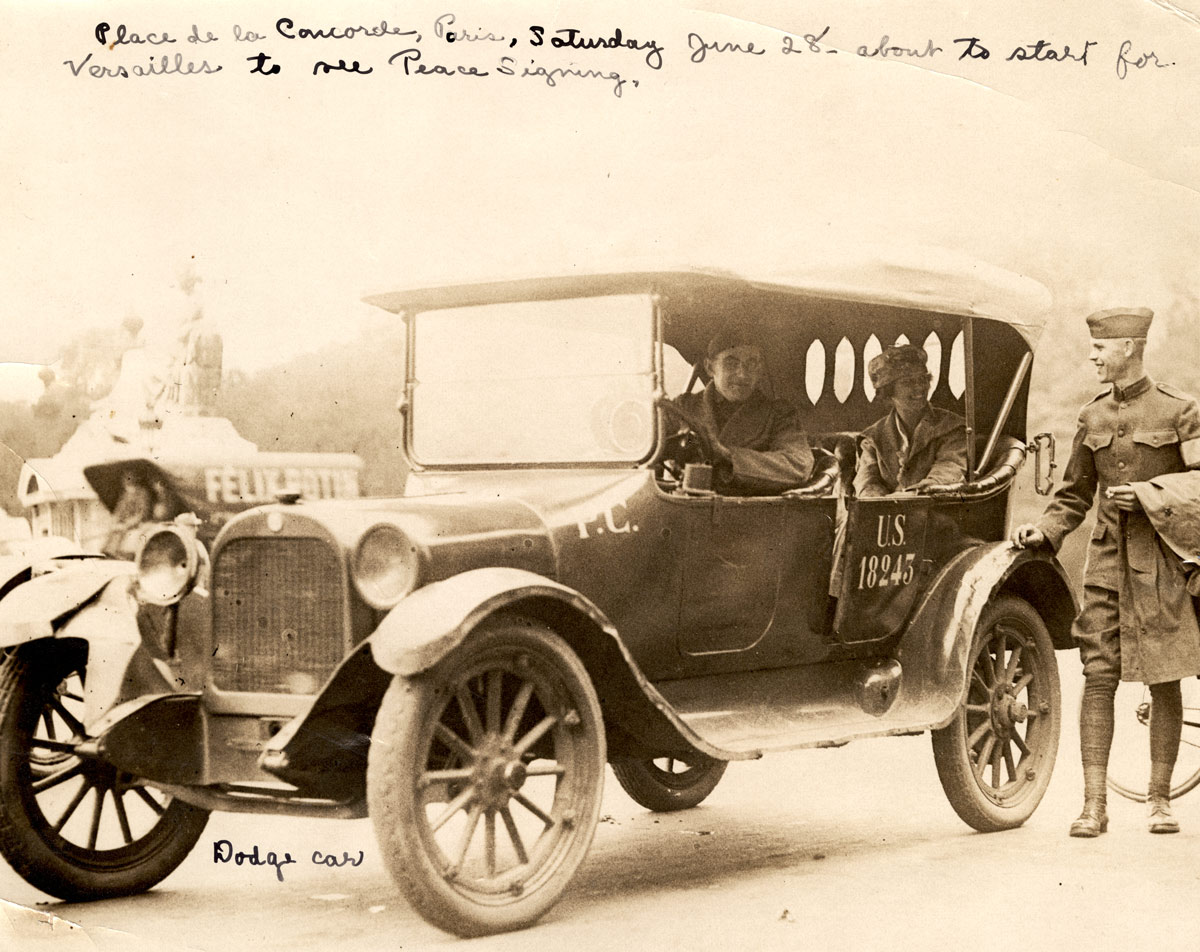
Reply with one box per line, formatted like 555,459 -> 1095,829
0,558 -> 135,647
0,560 -> 173,730
370,567 -> 615,676
891,542 -> 1077,730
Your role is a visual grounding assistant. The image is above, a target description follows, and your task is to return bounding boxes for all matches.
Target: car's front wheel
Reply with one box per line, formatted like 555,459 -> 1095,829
931,595 -> 1061,831
612,754 -> 727,812
0,640 -> 210,900
366,614 -> 606,937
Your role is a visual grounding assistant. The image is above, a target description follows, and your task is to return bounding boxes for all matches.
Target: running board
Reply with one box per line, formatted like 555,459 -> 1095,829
654,658 -> 939,756
157,782 -> 367,819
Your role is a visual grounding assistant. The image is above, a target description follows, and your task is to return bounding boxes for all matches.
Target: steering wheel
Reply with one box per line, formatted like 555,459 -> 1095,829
657,399 -> 718,480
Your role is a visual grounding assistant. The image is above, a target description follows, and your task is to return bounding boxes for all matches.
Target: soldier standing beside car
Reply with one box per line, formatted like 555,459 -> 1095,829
1012,307 -> 1200,836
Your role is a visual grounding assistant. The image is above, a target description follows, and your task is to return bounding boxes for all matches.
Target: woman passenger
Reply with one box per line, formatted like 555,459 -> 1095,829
855,344 -> 967,497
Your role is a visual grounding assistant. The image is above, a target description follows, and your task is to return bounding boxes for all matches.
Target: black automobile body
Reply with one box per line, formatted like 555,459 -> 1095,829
0,256 -> 1075,936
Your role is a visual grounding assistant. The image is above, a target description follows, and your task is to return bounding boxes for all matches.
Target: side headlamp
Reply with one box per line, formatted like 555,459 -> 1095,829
135,525 -> 206,606
352,524 -> 419,609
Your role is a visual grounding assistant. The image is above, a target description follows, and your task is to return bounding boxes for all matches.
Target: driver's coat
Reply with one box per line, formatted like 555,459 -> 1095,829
673,384 -> 813,495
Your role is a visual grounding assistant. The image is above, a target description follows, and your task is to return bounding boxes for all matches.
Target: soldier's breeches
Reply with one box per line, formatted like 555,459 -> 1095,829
1076,586 -> 1121,682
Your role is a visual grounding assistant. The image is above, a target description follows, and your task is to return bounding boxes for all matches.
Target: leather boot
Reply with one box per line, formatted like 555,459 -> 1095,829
1069,799 -> 1109,837
1148,762 -> 1179,834
1147,797 -> 1180,834
1069,764 -> 1108,837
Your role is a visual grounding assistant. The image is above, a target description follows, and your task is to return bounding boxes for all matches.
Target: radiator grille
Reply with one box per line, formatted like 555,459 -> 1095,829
211,537 -> 345,694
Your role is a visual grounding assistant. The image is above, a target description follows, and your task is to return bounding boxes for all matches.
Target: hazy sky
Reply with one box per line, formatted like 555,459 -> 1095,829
3,0 -> 1200,401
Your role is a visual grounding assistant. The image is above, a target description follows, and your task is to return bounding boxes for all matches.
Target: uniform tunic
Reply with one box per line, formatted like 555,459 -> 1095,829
672,384 -> 813,496
1036,376 -> 1200,683
854,406 -> 967,497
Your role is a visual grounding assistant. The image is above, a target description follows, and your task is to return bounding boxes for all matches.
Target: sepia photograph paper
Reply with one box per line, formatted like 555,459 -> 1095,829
3,0 -> 1200,948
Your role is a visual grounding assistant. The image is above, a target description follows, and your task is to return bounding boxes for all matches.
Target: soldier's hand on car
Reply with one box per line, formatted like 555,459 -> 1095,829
1011,524 -> 1045,549
1105,484 -> 1141,512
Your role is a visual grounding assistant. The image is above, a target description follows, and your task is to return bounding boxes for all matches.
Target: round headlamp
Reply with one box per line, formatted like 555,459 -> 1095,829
135,526 -> 202,606
352,525 -> 418,609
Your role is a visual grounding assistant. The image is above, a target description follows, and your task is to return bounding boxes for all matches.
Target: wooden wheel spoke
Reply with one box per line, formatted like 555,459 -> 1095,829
113,788 -> 134,844
484,810 -> 497,877
48,698 -> 86,739
1012,731 -> 1030,756
502,682 -> 535,743
32,760 -> 85,794
430,785 -> 477,834
1003,746 -> 1017,784
967,719 -> 993,750
1013,672 -> 1034,693
994,631 -> 1008,672
513,791 -> 553,827
513,715 -> 557,758
134,786 -> 166,816
448,802 -> 483,874
990,741 -> 1003,787
434,722 -> 477,762
524,762 -> 566,778
455,686 -> 486,745
52,779 -> 92,833
975,736 -> 996,778
1005,645 -> 1024,683
420,768 -> 474,789
485,670 -> 504,735
979,647 -> 997,685
87,788 -> 105,850
499,806 -> 528,864
28,737 -> 79,753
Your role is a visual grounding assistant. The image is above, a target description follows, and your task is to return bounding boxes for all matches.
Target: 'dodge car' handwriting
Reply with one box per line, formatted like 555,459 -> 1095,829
213,840 -> 296,882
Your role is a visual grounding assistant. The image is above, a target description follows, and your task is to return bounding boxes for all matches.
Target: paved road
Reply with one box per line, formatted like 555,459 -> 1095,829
4,669 -> 1200,951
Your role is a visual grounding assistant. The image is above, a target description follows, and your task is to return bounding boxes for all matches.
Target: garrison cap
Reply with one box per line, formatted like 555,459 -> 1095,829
706,325 -> 763,359
1086,307 -> 1153,339
868,343 -> 932,391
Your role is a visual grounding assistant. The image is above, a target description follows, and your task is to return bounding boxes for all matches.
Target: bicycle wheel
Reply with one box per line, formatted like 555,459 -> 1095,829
1107,678 -> 1200,802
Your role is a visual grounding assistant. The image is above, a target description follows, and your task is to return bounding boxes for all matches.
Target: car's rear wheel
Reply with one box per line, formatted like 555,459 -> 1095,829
931,595 -> 1060,832
612,755 -> 727,812
367,614 -> 606,937
0,640 -> 210,900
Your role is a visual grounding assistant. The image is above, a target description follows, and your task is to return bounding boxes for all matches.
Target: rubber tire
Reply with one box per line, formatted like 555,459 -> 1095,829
931,595 -> 1061,832
0,641 -> 210,900
612,756 -> 728,812
366,615 -> 606,938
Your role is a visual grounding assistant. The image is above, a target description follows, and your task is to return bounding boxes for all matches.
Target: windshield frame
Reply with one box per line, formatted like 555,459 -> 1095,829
402,293 -> 667,472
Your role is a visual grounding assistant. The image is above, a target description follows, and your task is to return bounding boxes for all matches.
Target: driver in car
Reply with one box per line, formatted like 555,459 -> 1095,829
670,327 -> 814,496
854,343 -> 967,497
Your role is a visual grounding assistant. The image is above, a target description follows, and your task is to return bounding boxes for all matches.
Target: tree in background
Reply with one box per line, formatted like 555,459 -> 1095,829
212,322 -> 408,497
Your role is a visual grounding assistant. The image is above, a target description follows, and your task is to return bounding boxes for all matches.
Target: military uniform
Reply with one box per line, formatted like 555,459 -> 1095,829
1027,306 -> 1200,836
1036,374 -> 1200,683
673,384 -> 813,496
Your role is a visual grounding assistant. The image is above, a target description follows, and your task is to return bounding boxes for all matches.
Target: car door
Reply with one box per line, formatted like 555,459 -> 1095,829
832,495 -> 933,643
675,494 -> 835,671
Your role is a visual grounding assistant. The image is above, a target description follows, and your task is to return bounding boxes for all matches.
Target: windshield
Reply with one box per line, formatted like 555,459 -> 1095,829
410,295 -> 656,466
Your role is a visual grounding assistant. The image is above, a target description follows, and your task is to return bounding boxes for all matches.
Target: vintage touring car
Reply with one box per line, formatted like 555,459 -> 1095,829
0,255 -> 1076,937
